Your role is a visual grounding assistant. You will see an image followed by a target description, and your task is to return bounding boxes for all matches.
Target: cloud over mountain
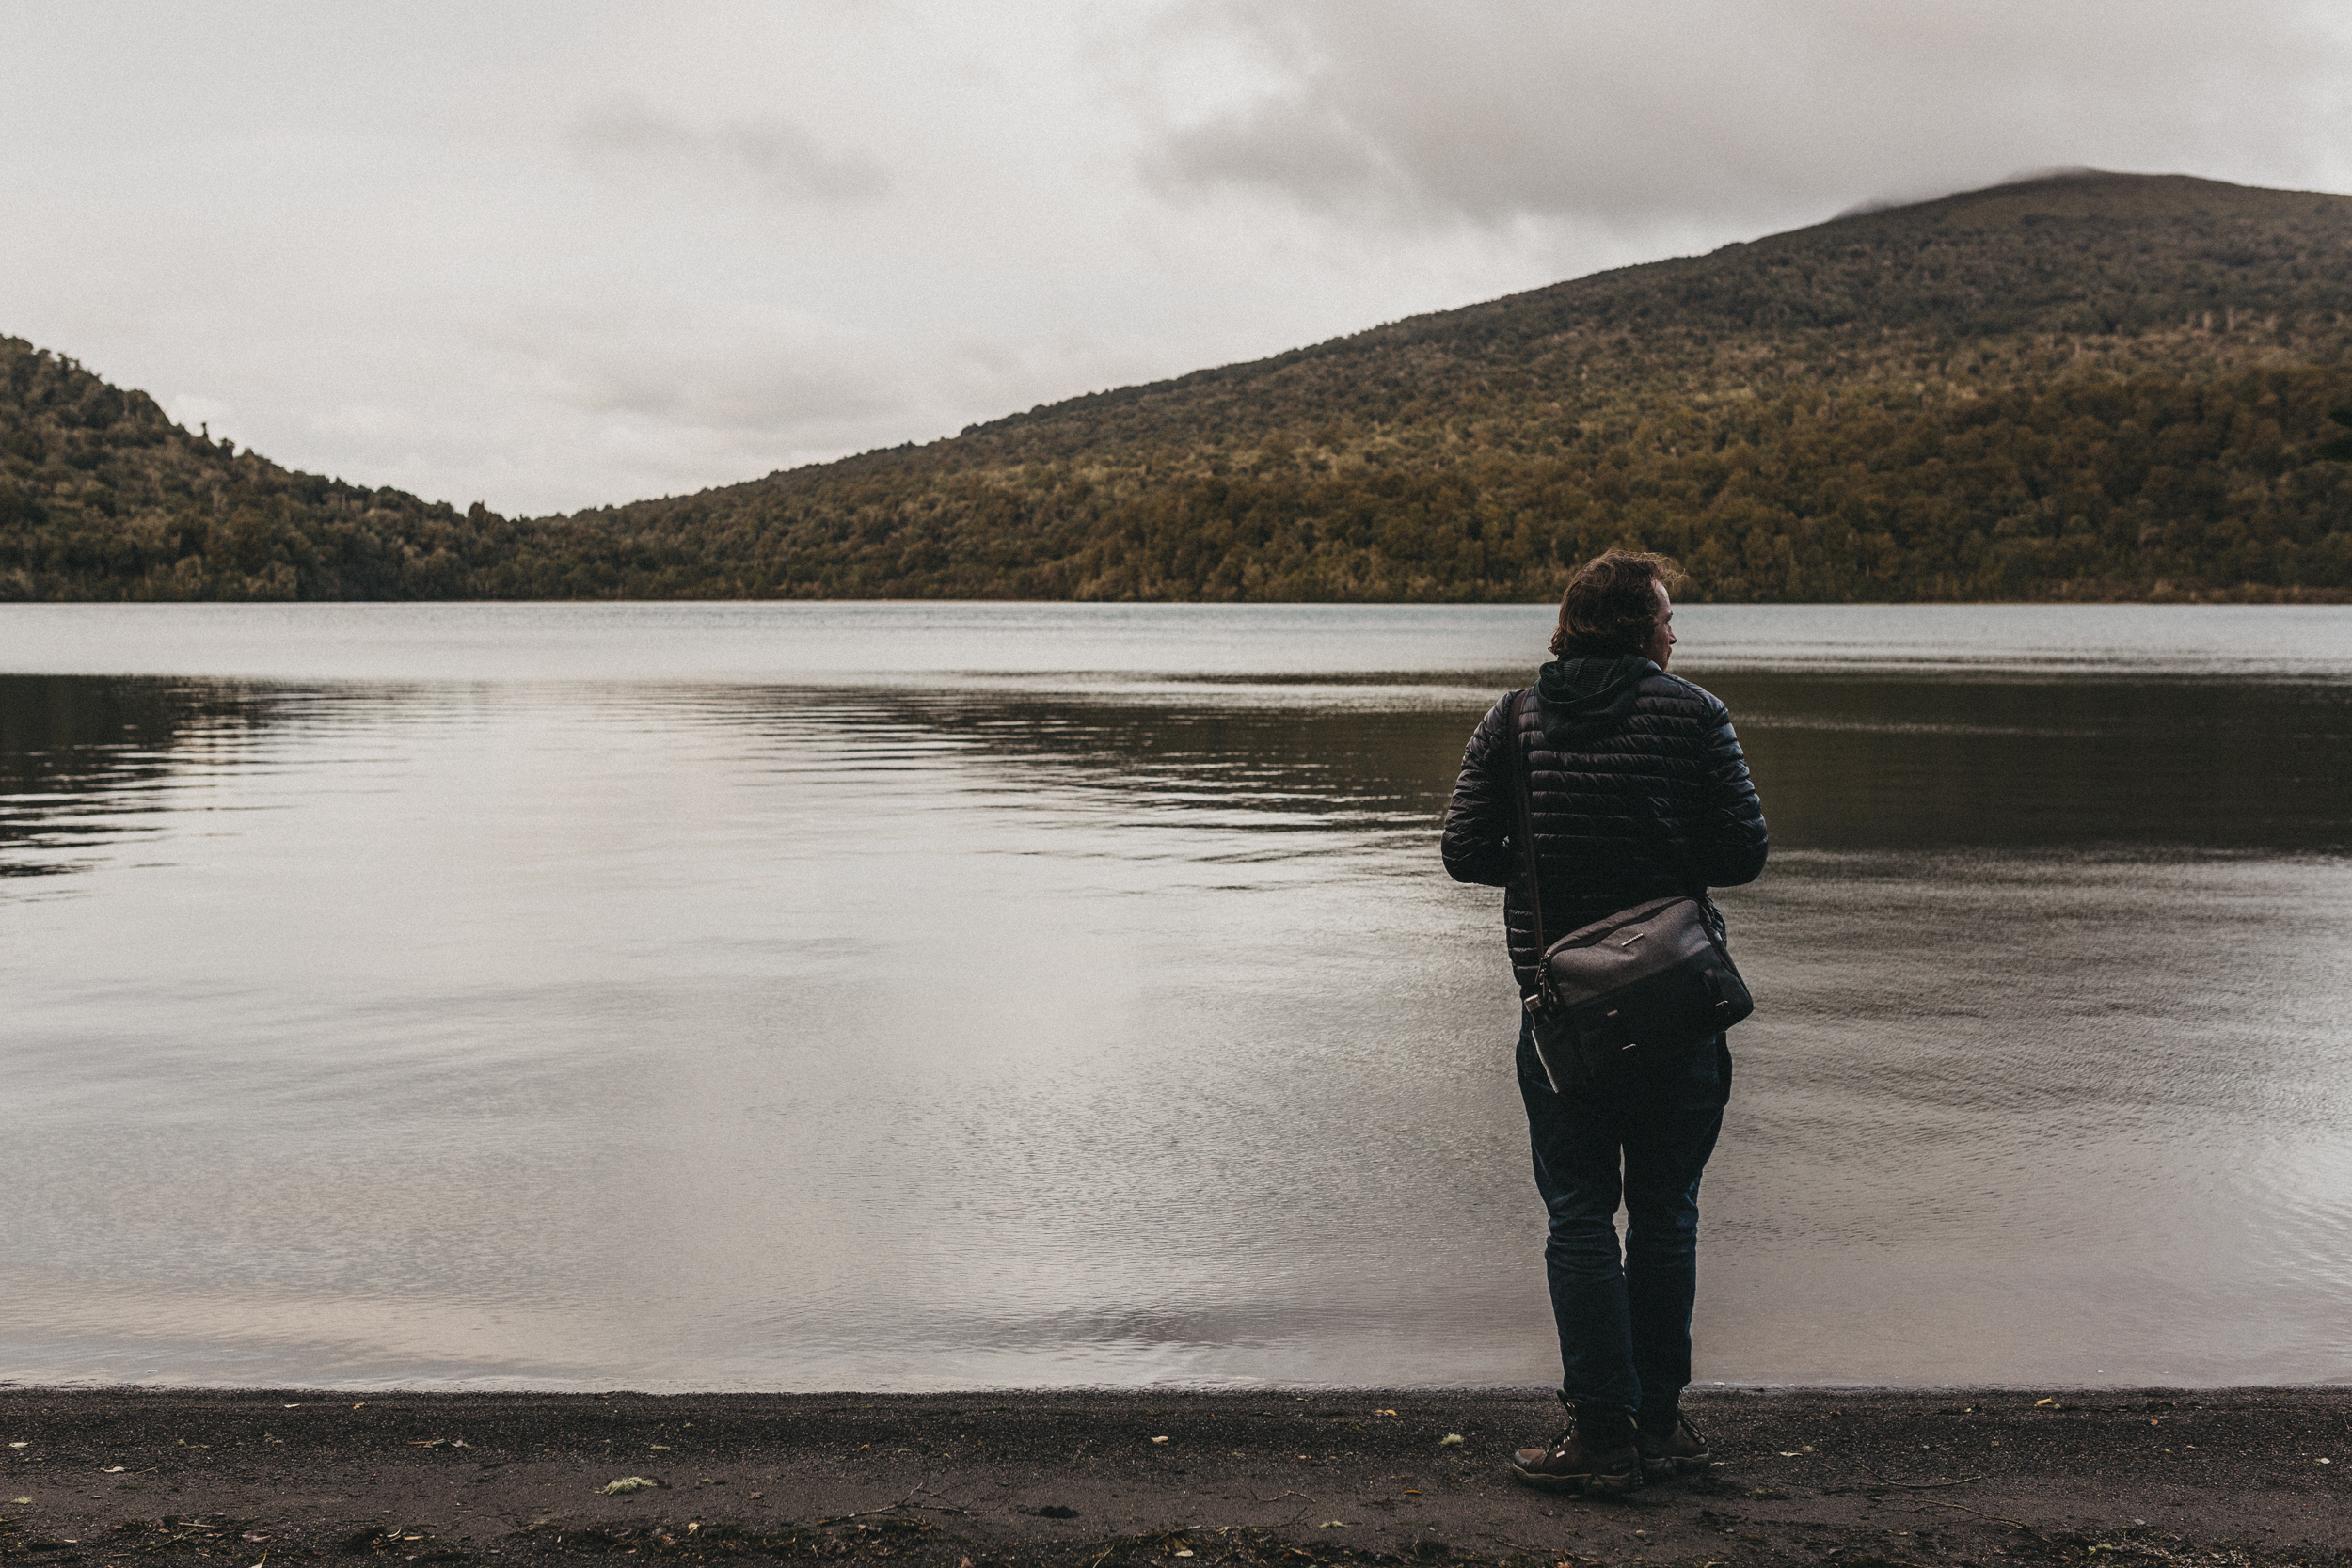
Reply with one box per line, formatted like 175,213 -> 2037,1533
1141,0 -> 2352,229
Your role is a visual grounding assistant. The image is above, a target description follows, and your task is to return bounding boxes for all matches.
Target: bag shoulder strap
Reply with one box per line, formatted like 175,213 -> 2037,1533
1506,689 -> 1552,1002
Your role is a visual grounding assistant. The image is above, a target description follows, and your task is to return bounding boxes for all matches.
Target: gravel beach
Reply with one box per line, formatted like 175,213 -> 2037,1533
3,1387 -> 2345,1567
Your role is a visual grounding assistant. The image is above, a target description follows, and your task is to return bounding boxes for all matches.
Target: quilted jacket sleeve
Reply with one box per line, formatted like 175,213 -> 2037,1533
1685,693 -> 1770,889
1440,693 -> 1518,888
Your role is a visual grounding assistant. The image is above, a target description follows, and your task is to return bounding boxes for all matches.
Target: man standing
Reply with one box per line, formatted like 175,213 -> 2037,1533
1441,549 -> 1769,1495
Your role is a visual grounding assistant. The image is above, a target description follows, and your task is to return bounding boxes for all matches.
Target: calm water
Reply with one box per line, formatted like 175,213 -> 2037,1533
4,602 -> 2349,1391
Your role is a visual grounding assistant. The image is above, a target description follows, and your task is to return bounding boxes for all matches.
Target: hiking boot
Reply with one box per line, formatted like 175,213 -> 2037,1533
1509,1397 -> 1640,1497
1636,1411 -> 1712,1481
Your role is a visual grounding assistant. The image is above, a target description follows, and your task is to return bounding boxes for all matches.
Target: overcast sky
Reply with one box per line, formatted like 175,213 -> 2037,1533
6,1 -> 2350,517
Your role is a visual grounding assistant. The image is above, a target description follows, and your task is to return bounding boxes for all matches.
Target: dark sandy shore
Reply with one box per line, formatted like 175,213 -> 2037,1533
3,1387 -> 2345,1567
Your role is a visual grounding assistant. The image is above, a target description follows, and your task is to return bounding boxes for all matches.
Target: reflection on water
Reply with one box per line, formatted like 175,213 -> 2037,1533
2,605 -> 2349,1391
0,675 -> 278,879
1721,674 -> 2352,851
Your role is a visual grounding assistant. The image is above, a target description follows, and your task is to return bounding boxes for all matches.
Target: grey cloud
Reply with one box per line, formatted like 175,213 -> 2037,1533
1155,99 -> 1391,211
728,120 -> 890,206
1141,0 -> 2352,230
494,303 -> 906,436
570,98 -> 890,208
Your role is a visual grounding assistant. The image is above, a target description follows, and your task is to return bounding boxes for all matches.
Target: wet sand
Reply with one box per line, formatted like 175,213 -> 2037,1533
3,1387 -> 2345,1566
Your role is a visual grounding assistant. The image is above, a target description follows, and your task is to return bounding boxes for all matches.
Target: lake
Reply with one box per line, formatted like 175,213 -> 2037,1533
4,601 -> 2349,1391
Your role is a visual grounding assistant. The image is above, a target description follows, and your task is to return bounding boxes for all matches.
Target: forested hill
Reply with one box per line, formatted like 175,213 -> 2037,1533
8,170 -> 2352,603
0,345 -> 538,601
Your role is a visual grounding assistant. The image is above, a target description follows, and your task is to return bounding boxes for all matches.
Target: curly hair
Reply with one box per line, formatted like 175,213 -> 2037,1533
1548,549 -> 1688,658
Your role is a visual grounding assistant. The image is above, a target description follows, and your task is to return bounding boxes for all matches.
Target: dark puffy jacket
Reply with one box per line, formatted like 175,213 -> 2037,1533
1441,663 -> 1769,1000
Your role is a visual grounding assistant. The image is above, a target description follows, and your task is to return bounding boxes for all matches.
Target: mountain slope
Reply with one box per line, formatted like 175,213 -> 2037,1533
549,171 -> 2352,602
0,340 -> 536,601
7,171 -> 2351,602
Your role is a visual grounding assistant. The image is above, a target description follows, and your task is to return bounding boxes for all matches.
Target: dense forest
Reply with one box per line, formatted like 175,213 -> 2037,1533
6,170 -> 2351,603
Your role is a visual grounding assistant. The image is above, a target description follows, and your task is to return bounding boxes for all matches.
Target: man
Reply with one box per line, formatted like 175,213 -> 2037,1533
1441,549 -> 1769,1495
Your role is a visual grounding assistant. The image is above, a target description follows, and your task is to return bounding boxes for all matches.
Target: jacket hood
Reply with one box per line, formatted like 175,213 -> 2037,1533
1534,654 -> 1653,746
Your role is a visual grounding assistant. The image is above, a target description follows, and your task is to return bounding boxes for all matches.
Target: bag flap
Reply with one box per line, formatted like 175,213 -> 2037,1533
1541,896 -> 1717,1007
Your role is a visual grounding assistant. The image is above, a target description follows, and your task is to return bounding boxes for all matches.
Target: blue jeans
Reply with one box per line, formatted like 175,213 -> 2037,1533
1517,1016 -> 1731,1422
